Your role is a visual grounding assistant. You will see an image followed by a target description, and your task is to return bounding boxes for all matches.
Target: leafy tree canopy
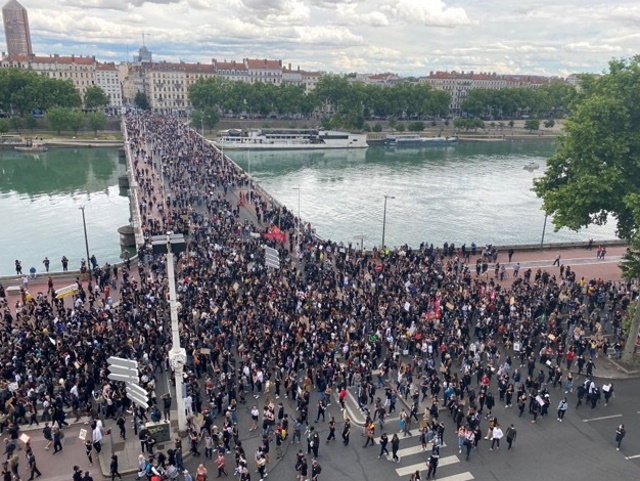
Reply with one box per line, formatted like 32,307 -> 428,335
534,56 -> 640,240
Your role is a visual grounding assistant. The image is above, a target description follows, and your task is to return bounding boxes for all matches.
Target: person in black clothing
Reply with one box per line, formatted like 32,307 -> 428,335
139,426 -> 148,453
378,433 -> 389,458
116,415 -> 126,439
72,466 -> 82,481
110,455 -> 122,480
342,419 -> 350,446
326,417 -> 336,443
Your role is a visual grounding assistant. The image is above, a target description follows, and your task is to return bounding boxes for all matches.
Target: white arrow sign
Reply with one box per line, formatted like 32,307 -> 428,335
126,385 -> 149,409
107,357 -> 138,369
108,372 -> 139,383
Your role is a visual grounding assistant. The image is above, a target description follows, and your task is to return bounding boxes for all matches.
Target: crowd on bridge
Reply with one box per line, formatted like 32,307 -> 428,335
0,112 -> 637,481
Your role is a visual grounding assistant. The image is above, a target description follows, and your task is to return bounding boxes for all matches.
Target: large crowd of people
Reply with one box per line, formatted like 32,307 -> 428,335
0,113 -> 637,481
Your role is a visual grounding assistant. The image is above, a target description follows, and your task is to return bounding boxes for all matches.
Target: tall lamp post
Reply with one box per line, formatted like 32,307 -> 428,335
151,233 -> 188,436
79,205 -> 91,280
381,194 -> 395,250
292,186 -> 301,221
540,213 -> 548,249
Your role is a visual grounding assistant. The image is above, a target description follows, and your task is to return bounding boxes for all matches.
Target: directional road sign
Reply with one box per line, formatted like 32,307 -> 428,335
265,246 -> 280,269
107,357 -> 139,384
126,384 -> 149,409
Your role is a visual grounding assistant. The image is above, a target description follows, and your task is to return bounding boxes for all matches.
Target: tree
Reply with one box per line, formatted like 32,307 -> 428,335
408,121 -> 425,132
372,123 -> 382,132
544,119 -> 555,130
9,116 -> 22,131
25,115 -> 37,130
68,110 -> 85,134
202,107 -> 220,131
532,57 -> 640,363
87,111 -> 107,134
46,107 -> 72,133
83,86 -> 110,111
620,234 -> 640,362
0,119 -> 9,133
524,119 -> 540,132
134,92 -> 150,110
508,120 -> 514,129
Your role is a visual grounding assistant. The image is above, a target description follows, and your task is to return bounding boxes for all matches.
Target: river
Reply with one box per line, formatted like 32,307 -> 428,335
0,147 -> 130,276
228,140 -> 618,249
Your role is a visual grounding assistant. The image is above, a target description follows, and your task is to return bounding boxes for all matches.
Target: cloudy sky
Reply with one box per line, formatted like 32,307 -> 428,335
4,0 -> 639,76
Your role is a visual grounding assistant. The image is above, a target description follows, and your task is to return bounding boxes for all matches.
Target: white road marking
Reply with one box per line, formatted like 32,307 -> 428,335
395,455 -> 459,477
582,414 -> 623,422
626,454 -> 640,460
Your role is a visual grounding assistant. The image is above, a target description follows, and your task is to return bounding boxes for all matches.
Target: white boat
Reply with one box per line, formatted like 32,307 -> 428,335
14,143 -> 48,153
213,129 -> 368,150
385,134 -> 458,146
523,161 -> 540,171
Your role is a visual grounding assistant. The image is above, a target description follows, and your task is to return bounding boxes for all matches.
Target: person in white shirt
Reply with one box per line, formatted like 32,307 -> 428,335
490,425 -> 503,450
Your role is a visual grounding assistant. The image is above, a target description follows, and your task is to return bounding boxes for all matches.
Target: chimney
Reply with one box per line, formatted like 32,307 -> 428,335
288,63 -> 291,70
297,65 -> 300,72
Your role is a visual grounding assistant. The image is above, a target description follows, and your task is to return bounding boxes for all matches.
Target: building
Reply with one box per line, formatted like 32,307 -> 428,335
420,71 -> 557,115
95,62 -> 122,115
212,59 -> 248,83
2,0 -> 32,56
244,58 -> 282,84
1,53 -> 97,99
282,63 -> 323,93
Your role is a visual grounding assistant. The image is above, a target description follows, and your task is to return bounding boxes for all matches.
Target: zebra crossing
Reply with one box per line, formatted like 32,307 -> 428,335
374,431 -> 474,481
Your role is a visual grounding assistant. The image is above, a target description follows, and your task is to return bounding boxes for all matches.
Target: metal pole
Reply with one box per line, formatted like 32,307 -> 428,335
540,214 -> 548,249
166,247 -> 187,435
80,206 -> 91,280
381,195 -> 394,249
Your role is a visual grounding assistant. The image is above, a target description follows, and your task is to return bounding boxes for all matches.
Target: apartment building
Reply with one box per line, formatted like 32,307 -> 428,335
95,62 -> 122,114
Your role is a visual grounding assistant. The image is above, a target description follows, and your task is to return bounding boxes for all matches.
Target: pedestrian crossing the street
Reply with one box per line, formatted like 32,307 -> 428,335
374,431 -> 474,481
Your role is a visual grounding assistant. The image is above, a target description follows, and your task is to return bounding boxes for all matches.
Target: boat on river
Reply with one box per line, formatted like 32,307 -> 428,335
213,129 -> 368,150
523,161 -> 540,171
384,134 -> 458,147
14,143 -> 48,153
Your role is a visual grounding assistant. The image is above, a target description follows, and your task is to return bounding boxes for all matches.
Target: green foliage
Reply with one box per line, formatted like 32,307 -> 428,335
87,111 -> 107,133
188,75 -> 452,126
46,107 -> 71,133
9,116 -> 23,131
453,118 -> 485,131
0,69 -> 81,115
534,57 -> 640,240
461,82 -> 576,119
68,110 -> 85,134
362,123 -> 371,132
431,120 -> 436,127
396,123 -> 405,132
0,119 -> 9,133
524,118 -> 540,131
84,86 -> 110,110
134,91 -> 150,110
46,107 -> 84,134
372,123 -> 383,132
621,234 -> 640,280
544,119 -> 556,129
408,121 -> 425,132
25,116 -> 37,130
508,120 -> 514,129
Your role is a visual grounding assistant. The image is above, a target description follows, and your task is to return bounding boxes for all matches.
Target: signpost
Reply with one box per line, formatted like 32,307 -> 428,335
107,356 -> 148,409
264,246 -> 280,270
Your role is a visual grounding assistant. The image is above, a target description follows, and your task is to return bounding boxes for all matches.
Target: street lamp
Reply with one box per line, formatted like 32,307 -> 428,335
292,186 -> 301,221
151,233 -> 188,436
79,205 -> 91,280
381,194 -> 395,249
540,213 -> 548,249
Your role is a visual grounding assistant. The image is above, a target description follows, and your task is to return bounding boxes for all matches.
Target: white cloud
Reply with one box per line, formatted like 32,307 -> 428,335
381,0 -> 473,27
14,0 -> 639,77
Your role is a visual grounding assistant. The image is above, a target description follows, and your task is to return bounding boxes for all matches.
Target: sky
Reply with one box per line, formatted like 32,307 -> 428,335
3,0 -> 639,76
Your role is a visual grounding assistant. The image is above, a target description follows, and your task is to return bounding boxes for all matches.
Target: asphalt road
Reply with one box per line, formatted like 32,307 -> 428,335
178,374 -> 640,481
